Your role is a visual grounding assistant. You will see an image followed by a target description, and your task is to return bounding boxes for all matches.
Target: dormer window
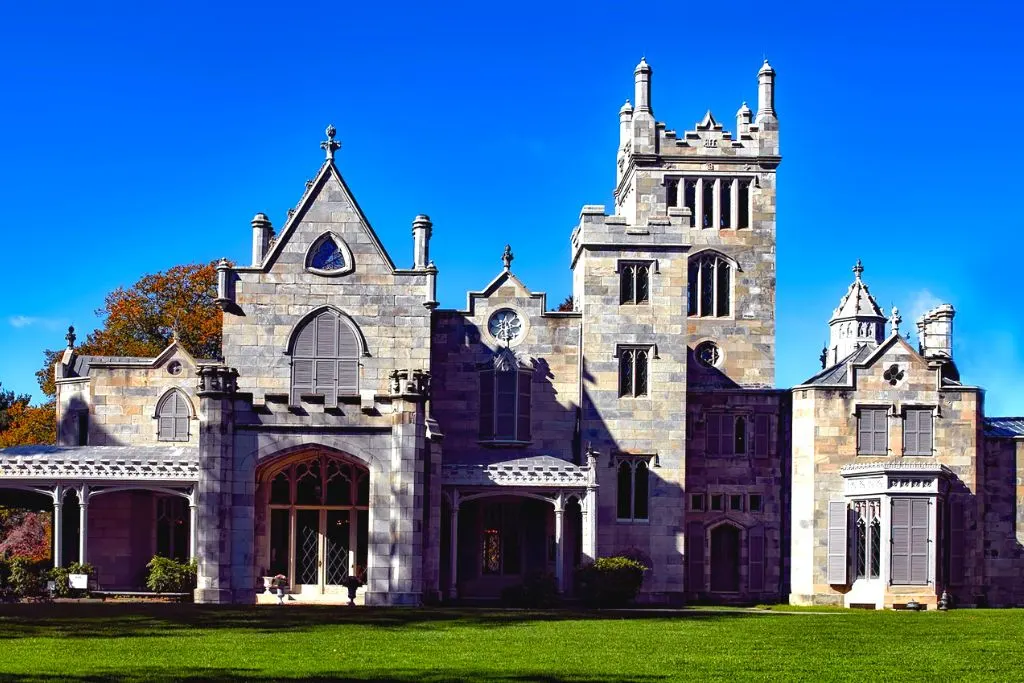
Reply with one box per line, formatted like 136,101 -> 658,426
289,308 -> 363,408
305,232 -> 355,276
156,389 -> 192,442
479,349 -> 532,443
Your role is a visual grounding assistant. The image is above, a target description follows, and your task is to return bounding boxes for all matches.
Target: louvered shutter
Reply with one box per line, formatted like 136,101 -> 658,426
172,393 -> 190,441
314,314 -> 339,407
516,370 -> 532,441
909,498 -> 930,585
338,321 -> 360,396
872,410 -> 888,455
904,410 -> 919,455
291,322 -> 316,406
918,410 -> 932,455
857,411 -> 872,454
687,521 -> 705,593
707,414 -> 720,455
748,524 -> 765,593
891,498 -> 911,584
158,415 -> 175,440
722,414 -> 736,456
754,414 -> 770,458
948,498 -> 965,585
827,501 -> 849,584
479,370 -> 494,440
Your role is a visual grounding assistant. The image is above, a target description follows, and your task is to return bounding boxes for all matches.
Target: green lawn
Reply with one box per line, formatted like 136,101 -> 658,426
0,604 -> 1020,681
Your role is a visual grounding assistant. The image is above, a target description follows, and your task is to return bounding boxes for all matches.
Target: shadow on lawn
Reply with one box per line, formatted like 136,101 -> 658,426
0,603 -> 772,641
0,670 -> 672,683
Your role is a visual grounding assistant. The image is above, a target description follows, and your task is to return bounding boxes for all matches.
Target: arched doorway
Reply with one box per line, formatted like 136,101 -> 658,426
709,523 -> 741,593
258,451 -> 369,595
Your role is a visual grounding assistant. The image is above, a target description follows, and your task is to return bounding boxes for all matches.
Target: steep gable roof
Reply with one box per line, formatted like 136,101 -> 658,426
830,261 -> 885,322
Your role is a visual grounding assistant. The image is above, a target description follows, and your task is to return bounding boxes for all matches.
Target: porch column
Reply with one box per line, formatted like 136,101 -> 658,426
188,503 -> 198,561
52,486 -> 63,568
554,494 -> 565,594
77,486 -> 89,565
582,486 -> 598,563
448,492 -> 459,599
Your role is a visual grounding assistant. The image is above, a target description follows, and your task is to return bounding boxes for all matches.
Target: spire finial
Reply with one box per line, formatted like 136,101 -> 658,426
502,244 -> 514,271
889,307 -> 902,335
820,343 -> 828,370
65,325 -> 76,349
320,124 -> 341,161
853,259 -> 864,280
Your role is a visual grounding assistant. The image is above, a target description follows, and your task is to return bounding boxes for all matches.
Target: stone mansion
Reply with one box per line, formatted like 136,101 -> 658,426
1,59 -> 1022,609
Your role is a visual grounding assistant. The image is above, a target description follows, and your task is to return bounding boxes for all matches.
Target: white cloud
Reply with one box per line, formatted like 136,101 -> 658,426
906,289 -> 943,330
8,315 -> 64,330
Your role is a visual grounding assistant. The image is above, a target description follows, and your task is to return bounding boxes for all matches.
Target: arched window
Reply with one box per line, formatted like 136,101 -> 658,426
156,390 -> 192,442
305,233 -> 355,276
290,309 -> 362,408
687,253 -> 732,318
616,457 -> 651,521
479,349 -> 532,443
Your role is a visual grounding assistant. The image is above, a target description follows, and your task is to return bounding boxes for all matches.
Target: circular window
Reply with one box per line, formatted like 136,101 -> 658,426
695,341 -> 721,369
488,309 -> 523,344
167,360 -> 183,376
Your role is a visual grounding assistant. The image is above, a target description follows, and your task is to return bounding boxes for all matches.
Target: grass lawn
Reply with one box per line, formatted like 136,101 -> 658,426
0,604 -> 1021,682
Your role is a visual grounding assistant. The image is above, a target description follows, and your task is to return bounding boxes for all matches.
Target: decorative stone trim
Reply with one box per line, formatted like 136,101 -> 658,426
0,446 -> 198,481
442,457 -> 593,488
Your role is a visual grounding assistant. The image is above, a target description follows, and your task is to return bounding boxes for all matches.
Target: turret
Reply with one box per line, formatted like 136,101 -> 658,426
634,58 -> 652,114
412,214 -> 432,270
619,99 -> 634,147
826,260 -> 886,366
736,102 -> 752,138
756,60 -> 777,124
630,58 -> 656,155
251,213 -> 272,267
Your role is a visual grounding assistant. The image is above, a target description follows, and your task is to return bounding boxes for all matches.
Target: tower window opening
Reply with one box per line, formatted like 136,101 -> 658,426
737,179 -> 751,229
720,181 -> 731,228
702,180 -> 715,228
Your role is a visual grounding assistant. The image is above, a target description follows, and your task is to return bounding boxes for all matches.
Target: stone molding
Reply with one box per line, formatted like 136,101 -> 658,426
442,457 -> 594,488
0,446 -> 198,481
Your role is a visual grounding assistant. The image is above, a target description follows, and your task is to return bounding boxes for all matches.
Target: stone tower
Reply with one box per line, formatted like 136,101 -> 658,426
826,260 -> 887,366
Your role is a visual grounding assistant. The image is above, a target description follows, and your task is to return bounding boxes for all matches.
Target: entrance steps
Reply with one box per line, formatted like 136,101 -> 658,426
256,588 -> 365,606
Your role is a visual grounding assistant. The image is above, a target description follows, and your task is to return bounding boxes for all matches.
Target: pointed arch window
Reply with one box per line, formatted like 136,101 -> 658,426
156,390 -> 192,442
289,308 -> 363,408
688,253 -> 732,318
305,232 -> 355,276
616,455 -> 652,522
479,349 -> 532,443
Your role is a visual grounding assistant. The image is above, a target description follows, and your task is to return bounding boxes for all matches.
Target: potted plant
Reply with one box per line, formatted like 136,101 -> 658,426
341,573 -> 364,606
273,574 -> 288,605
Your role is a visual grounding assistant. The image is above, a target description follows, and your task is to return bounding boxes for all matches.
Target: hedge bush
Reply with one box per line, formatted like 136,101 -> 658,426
575,556 -> 647,608
146,556 -> 197,594
50,562 -> 95,598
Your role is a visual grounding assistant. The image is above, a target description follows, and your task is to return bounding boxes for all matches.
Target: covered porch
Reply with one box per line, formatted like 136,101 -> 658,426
0,446 -> 198,590
442,454 -> 597,599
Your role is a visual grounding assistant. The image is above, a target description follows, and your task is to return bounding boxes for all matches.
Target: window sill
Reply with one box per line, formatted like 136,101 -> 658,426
478,440 -> 531,448
902,453 -> 934,457
616,518 -> 650,525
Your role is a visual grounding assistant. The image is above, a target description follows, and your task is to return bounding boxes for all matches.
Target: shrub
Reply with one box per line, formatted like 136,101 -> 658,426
8,556 -> 47,599
146,556 -> 197,594
575,556 -> 647,608
500,572 -> 559,608
50,562 -> 95,598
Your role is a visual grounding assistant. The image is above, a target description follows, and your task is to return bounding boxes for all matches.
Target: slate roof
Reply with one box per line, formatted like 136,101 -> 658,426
0,446 -> 199,481
830,266 -> 885,323
984,417 -> 1024,438
799,345 -> 874,387
443,455 -> 594,488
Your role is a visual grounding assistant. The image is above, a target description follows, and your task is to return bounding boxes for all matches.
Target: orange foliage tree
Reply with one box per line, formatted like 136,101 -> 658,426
0,401 -> 56,448
35,262 -> 223,398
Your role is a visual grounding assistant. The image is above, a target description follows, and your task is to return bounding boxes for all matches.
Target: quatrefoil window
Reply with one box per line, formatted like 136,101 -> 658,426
883,364 -> 904,386
305,232 -> 355,276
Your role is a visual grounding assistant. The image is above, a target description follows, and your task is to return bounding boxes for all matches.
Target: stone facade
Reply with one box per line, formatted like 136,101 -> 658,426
2,59 -> 1021,608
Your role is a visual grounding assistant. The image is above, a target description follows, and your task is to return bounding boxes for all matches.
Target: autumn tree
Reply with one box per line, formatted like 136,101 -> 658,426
36,262 -> 223,397
0,401 -> 56,448
555,295 -> 574,312
0,383 -> 32,432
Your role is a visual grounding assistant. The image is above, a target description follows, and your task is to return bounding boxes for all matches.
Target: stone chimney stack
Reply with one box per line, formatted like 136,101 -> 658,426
412,214 -> 432,270
251,213 -> 273,267
634,58 -> 652,114
916,304 -> 955,359
755,60 -> 777,124
736,102 -> 752,138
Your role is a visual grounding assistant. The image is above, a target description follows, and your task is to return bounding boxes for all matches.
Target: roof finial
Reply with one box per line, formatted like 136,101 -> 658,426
320,124 -> 341,161
889,307 -> 902,335
65,325 -> 76,349
820,343 -> 828,370
853,259 -> 864,281
502,244 -> 514,271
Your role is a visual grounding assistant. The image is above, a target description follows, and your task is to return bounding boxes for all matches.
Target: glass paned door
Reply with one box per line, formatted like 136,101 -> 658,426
296,509 -> 320,587
325,510 -> 351,585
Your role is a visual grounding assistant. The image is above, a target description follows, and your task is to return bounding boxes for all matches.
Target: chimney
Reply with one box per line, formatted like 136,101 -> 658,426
412,214 -> 432,269
916,304 -> 955,359
251,213 -> 273,266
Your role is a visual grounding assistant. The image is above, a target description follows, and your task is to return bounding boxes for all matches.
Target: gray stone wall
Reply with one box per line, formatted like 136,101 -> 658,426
982,435 -> 1024,606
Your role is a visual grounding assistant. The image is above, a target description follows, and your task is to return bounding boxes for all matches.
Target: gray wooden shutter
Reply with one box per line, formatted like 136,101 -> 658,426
827,501 -> 849,584
918,410 -> 932,455
314,313 -> 339,407
479,370 -> 494,440
722,414 -> 735,456
707,414 -> 720,455
291,321 -> 316,406
891,498 -> 911,584
516,370 -> 532,441
754,414 -> 770,458
687,521 -> 705,593
857,411 -> 872,454
172,392 -> 190,441
748,524 -> 765,593
948,498 -> 964,586
904,410 -> 919,455
872,409 -> 888,454
910,498 -> 930,585
338,319 -> 360,396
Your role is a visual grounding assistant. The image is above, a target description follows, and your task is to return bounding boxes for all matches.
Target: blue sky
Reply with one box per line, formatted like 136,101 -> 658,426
0,1 -> 1021,415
